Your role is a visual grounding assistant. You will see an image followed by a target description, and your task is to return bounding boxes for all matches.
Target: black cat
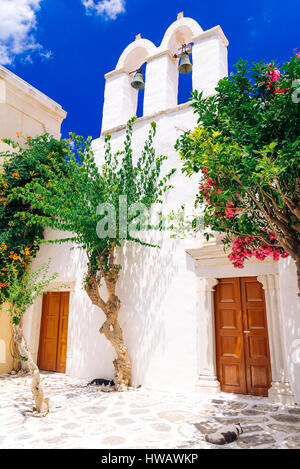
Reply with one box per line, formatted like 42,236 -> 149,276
88,378 -> 115,387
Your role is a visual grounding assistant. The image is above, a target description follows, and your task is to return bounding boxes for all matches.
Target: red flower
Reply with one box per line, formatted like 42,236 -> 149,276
274,87 -> 289,95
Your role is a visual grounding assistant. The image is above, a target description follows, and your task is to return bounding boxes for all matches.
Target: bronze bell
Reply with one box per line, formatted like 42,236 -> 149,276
131,70 -> 145,90
178,52 -> 193,74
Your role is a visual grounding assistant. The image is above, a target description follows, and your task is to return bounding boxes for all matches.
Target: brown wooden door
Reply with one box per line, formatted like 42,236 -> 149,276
215,277 -> 271,397
38,292 -> 70,373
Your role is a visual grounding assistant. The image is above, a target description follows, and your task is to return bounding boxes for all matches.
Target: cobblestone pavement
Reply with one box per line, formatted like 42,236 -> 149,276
0,372 -> 299,449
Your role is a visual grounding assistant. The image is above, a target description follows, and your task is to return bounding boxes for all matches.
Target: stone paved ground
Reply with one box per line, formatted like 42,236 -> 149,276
0,372 -> 299,449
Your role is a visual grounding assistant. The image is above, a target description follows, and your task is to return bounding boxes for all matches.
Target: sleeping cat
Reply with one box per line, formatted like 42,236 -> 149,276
88,378 -> 115,387
205,423 -> 243,445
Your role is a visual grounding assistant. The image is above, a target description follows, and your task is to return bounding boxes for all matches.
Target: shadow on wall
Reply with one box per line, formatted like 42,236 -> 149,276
28,237 -> 116,381
279,257 -> 300,404
117,233 -> 180,387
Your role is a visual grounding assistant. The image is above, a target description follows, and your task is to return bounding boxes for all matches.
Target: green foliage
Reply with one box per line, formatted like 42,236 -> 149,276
9,118 -> 176,275
0,134 -> 72,282
0,253 -> 57,325
176,55 -> 300,263
19,355 -> 28,362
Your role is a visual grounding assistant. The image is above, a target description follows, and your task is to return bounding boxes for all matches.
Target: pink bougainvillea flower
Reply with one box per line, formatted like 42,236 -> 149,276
266,68 -> 281,82
229,236 -> 289,269
275,87 -> 290,95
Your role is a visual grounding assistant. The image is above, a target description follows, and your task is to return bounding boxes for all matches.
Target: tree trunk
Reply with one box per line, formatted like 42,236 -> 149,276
13,324 -> 49,416
85,251 -> 131,392
101,276 -> 131,392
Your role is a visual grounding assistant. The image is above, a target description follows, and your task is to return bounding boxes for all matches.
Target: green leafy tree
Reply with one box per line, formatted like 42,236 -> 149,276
11,118 -> 176,390
176,54 -> 300,293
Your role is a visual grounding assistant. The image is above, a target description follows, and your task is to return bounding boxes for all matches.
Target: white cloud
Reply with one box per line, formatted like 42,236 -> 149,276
82,0 -> 125,20
0,0 -> 51,65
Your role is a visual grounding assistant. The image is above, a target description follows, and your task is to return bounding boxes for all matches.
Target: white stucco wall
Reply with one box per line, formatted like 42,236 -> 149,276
0,65 -> 66,155
278,258 -> 300,403
23,102 -> 203,391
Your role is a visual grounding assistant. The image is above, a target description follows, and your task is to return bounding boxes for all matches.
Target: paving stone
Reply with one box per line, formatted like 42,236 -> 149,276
242,425 -> 263,433
158,410 -> 194,423
114,418 -> 135,426
271,414 -> 300,423
196,410 -> 216,417
101,436 -> 126,446
237,433 -> 276,448
287,408 -> 300,415
251,404 -> 279,412
267,423 -> 300,433
223,402 -> 248,411
220,411 -> 240,417
81,406 -> 106,415
129,408 -> 150,415
150,423 -> 172,432
241,409 -> 262,416
284,435 -> 300,449
16,433 -> 35,440
107,412 -> 124,418
85,424 -> 116,434
214,417 -> 265,425
194,421 -> 220,434
62,422 -> 82,430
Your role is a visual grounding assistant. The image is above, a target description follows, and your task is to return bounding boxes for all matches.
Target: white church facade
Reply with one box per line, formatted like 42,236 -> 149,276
20,14 -> 299,405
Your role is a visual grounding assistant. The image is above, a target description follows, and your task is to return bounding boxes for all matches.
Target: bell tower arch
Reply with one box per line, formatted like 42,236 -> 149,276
101,37 -> 156,133
100,14 -> 229,134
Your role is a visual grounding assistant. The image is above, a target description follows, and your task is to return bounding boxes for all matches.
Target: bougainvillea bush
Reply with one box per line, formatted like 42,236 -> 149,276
176,54 -> 300,292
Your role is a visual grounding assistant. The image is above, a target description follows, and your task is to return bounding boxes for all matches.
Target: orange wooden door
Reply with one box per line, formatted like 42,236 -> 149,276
38,292 -> 70,373
215,278 -> 247,394
240,277 -> 272,396
215,277 -> 271,397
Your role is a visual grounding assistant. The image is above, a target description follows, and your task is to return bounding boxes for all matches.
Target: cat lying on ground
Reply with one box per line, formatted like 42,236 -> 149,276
88,378 -> 115,387
205,423 -> 243,445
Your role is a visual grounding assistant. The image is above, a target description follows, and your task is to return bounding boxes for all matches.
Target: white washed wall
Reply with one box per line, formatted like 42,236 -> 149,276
278,258 -> 300,403
23,105 -> 202,391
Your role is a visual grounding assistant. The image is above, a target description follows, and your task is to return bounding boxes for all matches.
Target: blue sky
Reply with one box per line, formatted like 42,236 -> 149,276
0,0 -> 298,140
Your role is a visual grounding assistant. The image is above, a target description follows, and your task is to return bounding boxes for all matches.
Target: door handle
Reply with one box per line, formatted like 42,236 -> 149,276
243,331 -> 250,334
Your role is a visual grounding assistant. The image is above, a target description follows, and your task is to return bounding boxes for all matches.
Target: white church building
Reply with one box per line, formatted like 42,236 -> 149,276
22,14 -> 300,405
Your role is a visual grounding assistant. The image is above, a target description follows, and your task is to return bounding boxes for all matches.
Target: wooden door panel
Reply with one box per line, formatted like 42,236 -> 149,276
215,277 -> 272,397
241,278 -> 272,396
222,364 -> 242,387
215,278 -> 247,394
38,293 -> 60,371
219,309 -> 238,329
247,308 -> 267,330
220,336 -> 242,358
248,336 -> 268,359
38,292 -> 70,373
56,292 -> 70,373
